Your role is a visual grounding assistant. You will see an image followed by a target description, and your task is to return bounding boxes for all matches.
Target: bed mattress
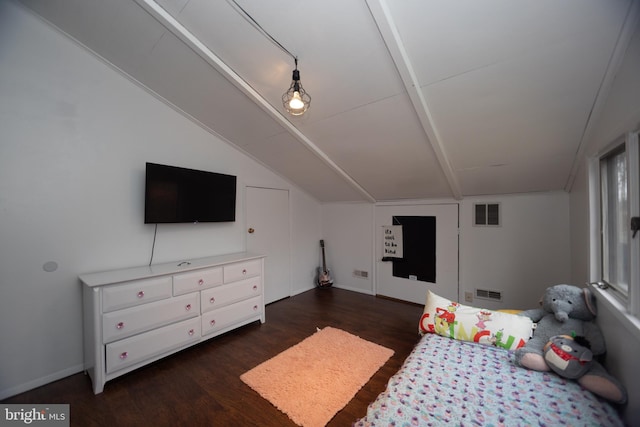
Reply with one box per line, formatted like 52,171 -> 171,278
355,333 -> 623,426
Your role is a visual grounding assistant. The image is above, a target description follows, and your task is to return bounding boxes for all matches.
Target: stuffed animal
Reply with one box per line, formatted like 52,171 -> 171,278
543,335 -> 593,379
514,284 -> 627,404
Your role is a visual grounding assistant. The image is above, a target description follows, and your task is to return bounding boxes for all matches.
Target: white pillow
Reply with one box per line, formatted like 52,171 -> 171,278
418,290 -> 534,350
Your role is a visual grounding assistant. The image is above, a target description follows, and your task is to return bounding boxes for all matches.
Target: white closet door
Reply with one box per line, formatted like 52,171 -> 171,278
246,186 -> 291,304
375,203 -> 459,304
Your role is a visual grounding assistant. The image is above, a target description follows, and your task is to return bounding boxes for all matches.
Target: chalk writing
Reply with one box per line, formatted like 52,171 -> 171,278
382,225 -> 403,258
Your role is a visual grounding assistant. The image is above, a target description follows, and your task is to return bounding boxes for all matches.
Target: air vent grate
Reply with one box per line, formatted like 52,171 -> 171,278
474,203 -> 501,226
475,288 -> 503,301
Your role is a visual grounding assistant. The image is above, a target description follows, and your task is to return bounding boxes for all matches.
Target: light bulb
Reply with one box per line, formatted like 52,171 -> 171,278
289,91 -> 305,110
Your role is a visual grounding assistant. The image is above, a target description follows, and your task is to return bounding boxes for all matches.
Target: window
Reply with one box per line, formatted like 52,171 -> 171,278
591,131 -> 640,317
600,146 -> 630,296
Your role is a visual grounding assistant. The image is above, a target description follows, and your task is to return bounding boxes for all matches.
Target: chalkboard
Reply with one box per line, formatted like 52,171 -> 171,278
391,216 -> 436,283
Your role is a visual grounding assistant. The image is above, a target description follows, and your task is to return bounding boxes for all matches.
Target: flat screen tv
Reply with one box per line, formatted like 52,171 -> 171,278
144,162 -> 236,224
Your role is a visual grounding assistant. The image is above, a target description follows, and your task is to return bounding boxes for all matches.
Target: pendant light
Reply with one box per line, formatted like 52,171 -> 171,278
282,58 -> 311,116
229,1 -> 311,116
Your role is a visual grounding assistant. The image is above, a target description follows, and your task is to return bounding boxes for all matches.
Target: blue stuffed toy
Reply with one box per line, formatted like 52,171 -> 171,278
514,284 -> 627,404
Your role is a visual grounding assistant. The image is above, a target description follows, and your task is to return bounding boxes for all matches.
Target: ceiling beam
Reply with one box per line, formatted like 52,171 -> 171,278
564,0 -> 640,192
366,0 -> 463,200
133,0 -> 376,203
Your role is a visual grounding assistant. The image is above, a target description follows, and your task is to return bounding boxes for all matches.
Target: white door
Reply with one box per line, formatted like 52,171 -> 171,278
246,186 -> 291,304
375,203 -> 459,304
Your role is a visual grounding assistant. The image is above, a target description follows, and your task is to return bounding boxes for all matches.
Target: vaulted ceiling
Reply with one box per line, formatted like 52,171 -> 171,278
18,0 -> 640,202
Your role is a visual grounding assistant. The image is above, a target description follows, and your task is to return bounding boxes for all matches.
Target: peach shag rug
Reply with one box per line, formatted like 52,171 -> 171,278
240,327 -> 394,427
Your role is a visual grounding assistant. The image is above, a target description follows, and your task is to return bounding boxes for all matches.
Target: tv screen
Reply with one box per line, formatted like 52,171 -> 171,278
144,162 -> 236,224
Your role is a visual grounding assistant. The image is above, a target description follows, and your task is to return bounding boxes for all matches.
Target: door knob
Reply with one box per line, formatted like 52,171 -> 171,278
248,228 -> 255,234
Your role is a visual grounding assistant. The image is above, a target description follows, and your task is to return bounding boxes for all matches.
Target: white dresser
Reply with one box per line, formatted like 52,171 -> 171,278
80,252 -> 265,394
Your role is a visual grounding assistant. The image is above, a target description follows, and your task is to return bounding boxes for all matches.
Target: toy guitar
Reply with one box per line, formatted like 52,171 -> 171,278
316,240 -> 334,288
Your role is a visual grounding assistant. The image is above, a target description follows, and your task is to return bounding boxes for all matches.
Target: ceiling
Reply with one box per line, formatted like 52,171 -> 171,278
18,0 -> 640,202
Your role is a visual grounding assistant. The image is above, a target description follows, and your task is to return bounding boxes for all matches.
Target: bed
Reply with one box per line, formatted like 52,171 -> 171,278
355,292 -> 624,427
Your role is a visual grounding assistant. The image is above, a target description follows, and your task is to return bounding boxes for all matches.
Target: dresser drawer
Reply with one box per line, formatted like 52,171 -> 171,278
201,277 -> 261,313
201,296 -> 262,336
105,317 -> 200,374
173,267 -> 223,296
103,293 -> 199,343
102,277 -> 172,313
223,259 -> 261,283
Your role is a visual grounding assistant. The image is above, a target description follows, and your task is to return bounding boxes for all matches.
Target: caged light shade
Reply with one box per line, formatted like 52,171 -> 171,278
282,67 -> 311,116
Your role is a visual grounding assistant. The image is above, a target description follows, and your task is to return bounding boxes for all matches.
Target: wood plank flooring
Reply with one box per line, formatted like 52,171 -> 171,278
2,288 -> 424,426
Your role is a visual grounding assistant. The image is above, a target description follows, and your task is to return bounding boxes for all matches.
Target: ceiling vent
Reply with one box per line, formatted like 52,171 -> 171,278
474,203 -> 501,226
475,288 -> 503,301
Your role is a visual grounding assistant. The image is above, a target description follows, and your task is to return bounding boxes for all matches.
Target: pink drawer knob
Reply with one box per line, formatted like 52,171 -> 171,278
253,305 -> 258,311
116,322 -> 125,330
185,304 -> 192,311
253,285 -> 258,291
137,291 -> 144,298
188,329 -> 195,336
210,319 -> 216,326
120,352 -> 128,360
242,269 -> 247,275
210,297 -> 215,304
198,279 -> 204,286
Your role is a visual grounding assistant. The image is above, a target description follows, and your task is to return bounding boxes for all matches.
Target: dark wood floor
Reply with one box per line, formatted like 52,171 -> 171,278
3,288 -> 424,426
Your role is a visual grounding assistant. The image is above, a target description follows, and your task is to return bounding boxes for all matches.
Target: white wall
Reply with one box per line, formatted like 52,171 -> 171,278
290,190 -> 325,294
569,162 -> 591,286
321,203 -> 375,294
569,18 -> 640,425
0,1 -> 321,398
323,192 -> 571,310
460,192 -> 571,310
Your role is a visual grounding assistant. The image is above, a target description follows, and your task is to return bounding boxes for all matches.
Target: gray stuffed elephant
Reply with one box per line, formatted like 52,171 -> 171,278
514,284 -> 627,404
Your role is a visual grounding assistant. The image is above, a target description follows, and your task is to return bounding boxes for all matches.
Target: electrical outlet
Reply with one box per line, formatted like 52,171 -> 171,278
464,291 -> 473,303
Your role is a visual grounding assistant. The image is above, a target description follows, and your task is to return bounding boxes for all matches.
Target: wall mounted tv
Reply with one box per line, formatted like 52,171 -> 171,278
144,162 -> 237,224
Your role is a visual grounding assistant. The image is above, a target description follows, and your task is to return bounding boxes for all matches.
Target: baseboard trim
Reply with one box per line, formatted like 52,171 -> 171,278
291,285 -> 316,297
332,284 -> 374,295
0,363 -> 84,400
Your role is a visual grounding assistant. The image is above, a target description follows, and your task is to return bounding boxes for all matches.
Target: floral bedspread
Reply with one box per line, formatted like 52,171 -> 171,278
354,333 -> 623,427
